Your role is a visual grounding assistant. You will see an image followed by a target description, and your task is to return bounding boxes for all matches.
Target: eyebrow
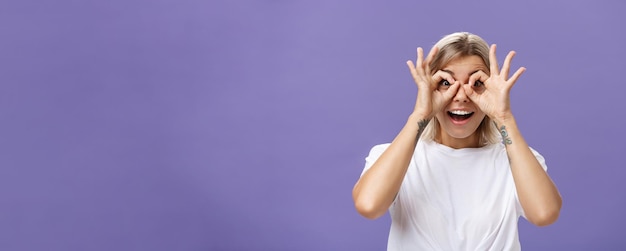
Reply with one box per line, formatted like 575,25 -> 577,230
441,69 -> 484,77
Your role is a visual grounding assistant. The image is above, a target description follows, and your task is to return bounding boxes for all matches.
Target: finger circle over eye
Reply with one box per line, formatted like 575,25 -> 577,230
468,75 -> 476,86
430,71 -> 444,85
431,71 -> 442,81
470,71 -> 488,83
432,70 -> 452,80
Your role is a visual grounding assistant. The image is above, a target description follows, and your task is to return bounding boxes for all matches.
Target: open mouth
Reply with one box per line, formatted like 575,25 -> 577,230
448,110 -> 474,122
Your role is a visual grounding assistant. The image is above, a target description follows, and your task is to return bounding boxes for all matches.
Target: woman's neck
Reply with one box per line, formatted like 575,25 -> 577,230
435,131 -> 481,149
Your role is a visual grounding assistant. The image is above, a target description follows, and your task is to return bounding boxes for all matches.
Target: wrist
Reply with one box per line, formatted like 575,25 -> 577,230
491,111 -> 514,126
408,113 -> 432,142
409,112 -> 431,123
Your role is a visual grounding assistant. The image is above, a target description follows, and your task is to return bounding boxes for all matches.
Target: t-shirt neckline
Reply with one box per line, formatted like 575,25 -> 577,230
424,139 -> 499,155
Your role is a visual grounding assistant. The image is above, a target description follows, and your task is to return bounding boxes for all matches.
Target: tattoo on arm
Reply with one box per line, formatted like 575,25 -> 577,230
416,119 -> 430,142
494,122 -> 512,145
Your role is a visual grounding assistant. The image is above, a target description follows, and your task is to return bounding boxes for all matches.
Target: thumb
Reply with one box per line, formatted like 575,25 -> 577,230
442,81 -> 462,100
463,84 -> 477,100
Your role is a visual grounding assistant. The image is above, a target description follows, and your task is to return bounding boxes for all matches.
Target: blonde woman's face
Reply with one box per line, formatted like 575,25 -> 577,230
434,55 -> 488,148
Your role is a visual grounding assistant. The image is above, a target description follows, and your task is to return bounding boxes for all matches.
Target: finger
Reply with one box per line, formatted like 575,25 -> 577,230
442,81 -> 462,100
416,47 -> 424,69
424,45 -> 439,74
468,72 -> 480,87
507,67 -> 526,86
501,51 -> 516,78
462,84 -> 478,102
489,44 -> 499,75
468,70 -> 488,87
432,70 -> 454,81
406,60 -> 419,82
425,45 -> 439,62
431,70 -> 455,89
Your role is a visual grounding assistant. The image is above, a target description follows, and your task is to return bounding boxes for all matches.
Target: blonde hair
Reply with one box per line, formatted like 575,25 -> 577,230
420,32 -> 500,146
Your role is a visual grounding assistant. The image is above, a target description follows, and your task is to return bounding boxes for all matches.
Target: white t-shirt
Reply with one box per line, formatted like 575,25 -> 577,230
362,140 -> 547,251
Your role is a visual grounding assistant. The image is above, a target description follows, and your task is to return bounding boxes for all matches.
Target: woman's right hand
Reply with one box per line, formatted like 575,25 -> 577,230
406,46 -> 460,119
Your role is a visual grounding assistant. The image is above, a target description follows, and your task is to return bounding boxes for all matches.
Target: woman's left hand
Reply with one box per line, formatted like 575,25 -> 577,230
463,44 -> 526,123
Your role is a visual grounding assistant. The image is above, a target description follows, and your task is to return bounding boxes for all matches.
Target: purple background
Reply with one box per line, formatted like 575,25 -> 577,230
1,0 -> 624,250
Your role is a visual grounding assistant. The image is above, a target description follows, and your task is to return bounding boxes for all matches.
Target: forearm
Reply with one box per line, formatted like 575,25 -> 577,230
353,113 -> 429,219
494,114 -> 562,226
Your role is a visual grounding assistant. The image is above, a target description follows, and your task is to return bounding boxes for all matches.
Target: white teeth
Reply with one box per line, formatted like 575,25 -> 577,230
449,110 -> 473,115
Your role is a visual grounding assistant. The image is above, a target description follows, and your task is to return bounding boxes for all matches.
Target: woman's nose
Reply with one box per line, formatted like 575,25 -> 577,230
453,83 -> 469,102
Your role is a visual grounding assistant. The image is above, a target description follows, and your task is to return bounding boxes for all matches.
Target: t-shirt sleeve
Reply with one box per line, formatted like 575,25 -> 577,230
516,147 -> 549,219
360,143 -> 391,177
530,147 -> 548,171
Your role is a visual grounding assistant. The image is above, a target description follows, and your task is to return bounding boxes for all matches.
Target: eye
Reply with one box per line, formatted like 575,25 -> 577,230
439,80 -> 451,86
473,80 -> 484,87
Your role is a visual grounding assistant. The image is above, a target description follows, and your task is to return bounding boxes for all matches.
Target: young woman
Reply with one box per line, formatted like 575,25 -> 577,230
352,32 -> 562,250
